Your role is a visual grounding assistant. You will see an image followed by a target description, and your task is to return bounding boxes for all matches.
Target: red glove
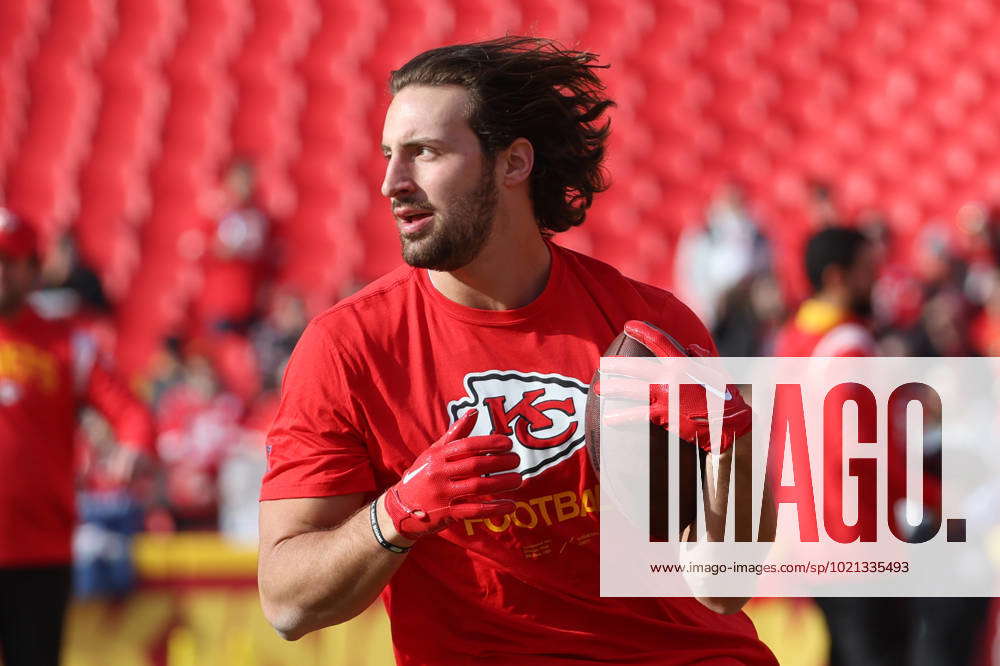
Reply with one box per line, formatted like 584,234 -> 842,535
604,321 -> 752,453
383,411 -> 522,539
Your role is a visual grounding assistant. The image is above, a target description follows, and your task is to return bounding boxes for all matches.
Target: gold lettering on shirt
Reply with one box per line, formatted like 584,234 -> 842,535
463,485 -> 599,537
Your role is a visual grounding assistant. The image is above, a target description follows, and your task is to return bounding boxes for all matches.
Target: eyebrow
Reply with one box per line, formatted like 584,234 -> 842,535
380,137 -> 446,152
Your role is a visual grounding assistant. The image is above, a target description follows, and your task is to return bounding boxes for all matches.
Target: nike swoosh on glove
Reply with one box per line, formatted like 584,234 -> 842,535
602,320 -> 752,453
383,411 -> 523,540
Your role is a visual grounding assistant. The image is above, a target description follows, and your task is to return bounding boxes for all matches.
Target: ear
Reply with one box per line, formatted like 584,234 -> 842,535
500,138 -> 534,188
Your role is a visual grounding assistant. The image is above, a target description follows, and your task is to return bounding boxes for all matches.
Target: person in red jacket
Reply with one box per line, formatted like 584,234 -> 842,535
257,37 -> 777,665
0,209 -> 156,666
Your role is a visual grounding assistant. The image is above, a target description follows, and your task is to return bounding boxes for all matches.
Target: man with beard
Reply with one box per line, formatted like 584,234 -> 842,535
257,37 -> 777,665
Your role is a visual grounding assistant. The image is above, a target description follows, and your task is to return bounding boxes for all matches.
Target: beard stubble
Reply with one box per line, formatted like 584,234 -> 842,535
398,158 -> 499,272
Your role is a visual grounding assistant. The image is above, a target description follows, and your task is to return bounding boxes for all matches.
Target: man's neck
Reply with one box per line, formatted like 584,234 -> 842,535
427,232 -> 551,311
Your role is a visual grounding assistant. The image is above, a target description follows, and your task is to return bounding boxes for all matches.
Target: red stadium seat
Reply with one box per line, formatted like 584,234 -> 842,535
514,0 -> 588,43
577,0 -> 655,61
0,0 -> 48,64
965,114 -> 1000,156
361,0 -> 453,80
443,0 -> 520,44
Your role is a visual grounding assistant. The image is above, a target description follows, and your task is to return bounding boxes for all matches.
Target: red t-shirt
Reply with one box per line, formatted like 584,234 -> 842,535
262,242 -> 778,665
0,306 -> 155,566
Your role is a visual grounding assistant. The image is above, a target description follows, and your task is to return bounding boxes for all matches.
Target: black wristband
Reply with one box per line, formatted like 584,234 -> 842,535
370,500 -> 411,554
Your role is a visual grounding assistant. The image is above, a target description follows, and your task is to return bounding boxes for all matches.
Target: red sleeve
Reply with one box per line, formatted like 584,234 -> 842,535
658,292 -> 720,357
84,362 -> 157,455
259,319 -> 375,501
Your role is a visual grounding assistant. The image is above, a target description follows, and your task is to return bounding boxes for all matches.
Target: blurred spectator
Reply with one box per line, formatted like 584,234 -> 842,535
871,265 -> 924,337
154,345 -> 246,530
900,223 -> 978,357
0,209 -> 155,666
956,203 -> 1000,308
250,287 -> 308,393
189,157 -> 275,403
73,489 -> 145,599
208,328 -> 262,404
970,277 -> 1000,356
32,230 -> 118,361
243,287 -> 308,441
913,288 -> 974,357
675,183 -> 773,327
913,223 -> 962,292
194,158 -> 272,336
712,272 -> 786,356
146,336 -> 188,406
36,231 -> 111,317
218,432 -> 267,545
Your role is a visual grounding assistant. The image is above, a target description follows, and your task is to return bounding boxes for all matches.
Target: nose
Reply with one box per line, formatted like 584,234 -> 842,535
381,155 -> 416,200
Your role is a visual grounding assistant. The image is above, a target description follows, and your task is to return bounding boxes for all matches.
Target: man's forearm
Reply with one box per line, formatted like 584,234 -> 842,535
258,495 -> 412,639
693,431 -> 776,613
699,431 -> 777,540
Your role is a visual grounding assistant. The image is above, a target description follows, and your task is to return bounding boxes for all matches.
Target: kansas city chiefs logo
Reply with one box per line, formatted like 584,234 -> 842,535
447,371 -> 588,479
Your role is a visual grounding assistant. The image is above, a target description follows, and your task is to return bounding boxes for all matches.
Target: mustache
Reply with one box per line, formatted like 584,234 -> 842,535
392,199 -> 434,213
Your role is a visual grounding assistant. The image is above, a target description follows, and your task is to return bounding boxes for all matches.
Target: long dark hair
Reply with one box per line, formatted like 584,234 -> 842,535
389,37 -> 615,235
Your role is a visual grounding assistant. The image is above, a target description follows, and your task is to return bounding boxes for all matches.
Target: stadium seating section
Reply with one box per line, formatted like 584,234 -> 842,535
1,0 -> 995,375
